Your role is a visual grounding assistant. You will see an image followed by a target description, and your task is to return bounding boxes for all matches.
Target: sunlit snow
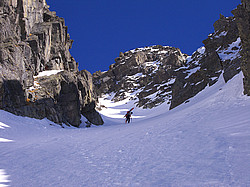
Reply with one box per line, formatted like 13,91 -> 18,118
0,72 -> 250,186
34,70 -> 63,78
217,37 -> 241,62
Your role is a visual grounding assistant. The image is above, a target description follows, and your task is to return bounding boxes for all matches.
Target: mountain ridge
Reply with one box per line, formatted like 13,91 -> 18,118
93,3 -> 248,111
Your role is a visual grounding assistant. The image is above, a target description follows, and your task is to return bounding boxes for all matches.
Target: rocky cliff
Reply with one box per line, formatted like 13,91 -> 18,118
94,7 -> 243,110
93,46 -> 187,109
0,0 -> 103,127
171,14 -> 241,109
232,0 -> 250,96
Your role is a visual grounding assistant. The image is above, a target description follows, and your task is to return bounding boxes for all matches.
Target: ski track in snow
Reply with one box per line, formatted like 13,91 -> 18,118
0,73 -> 250,186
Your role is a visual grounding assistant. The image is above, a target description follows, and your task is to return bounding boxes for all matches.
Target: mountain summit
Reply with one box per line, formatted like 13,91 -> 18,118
94,45 -> 187,109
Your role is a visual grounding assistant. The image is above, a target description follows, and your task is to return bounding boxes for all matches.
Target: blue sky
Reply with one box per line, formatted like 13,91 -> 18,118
46,0 -> 241,73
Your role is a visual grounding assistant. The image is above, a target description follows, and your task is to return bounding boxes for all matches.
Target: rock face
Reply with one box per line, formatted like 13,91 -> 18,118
171,14 -> 241,109
0,0 -> 103,127
94,46 -> 187,109
94,12 -> 242,110
232,0 -> 250,95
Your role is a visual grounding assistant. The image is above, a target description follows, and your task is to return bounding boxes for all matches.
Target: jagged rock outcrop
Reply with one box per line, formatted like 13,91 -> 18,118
94,10 -> 242,110
171,14 -> 241,109
232,0 -> 250,95
0,0 -> 103,127
94,45 -> 187,109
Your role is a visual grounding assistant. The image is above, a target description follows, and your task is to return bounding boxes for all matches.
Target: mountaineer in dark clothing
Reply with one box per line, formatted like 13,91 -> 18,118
124,108 -> 134,123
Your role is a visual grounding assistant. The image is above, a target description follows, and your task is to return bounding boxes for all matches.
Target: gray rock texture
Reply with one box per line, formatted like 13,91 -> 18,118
94,46 -> 187,109
0,0 -> 103,127
171,14 -> 241,109
232,0 -> 250,95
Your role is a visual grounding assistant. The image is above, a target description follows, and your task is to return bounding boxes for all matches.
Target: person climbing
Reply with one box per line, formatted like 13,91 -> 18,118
124,107 -> 134,123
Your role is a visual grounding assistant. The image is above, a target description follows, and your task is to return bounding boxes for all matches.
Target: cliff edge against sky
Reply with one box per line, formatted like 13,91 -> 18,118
0,0 -> 103,127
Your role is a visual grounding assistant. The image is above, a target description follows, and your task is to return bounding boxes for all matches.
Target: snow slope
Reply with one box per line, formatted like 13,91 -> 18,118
0,72 -> 250,186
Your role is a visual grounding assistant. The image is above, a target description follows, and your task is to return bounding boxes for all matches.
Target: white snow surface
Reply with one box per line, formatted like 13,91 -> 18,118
34,70 -> 63,78
217,37 -> 241,62
1,72 -> 250,186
